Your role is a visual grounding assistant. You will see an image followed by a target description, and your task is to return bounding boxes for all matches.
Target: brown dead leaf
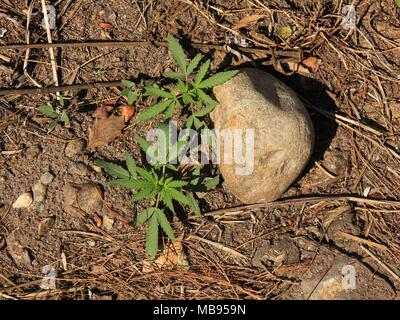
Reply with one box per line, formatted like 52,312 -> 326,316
93,106 -> 114,119
119,105 -> 135,123
88,114 -> 125,150
99,23 -> 113,29
38,216 -> 56,236
143,236 -> 189,272
233,15 -> 268,30
302,57 -> 322,73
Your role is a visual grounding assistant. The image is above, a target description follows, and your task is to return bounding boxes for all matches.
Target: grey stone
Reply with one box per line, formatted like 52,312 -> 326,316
211,68 -> 314,203
40,171 -> 55,185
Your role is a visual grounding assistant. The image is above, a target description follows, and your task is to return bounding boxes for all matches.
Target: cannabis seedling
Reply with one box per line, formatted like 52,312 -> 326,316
38,95 -> 70,132
121,34 -> 238,129
95,124 -> 219,260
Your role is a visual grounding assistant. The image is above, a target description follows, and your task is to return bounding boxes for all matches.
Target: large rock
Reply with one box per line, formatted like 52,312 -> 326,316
211,68 -> 314,203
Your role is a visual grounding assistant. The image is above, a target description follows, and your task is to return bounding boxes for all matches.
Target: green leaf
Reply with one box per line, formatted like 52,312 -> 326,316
165,164 -> 178,172
190,167 -> 201,185
132,185 -> 154,202
136,99 -> 171,122
187,53 -> 203,75
198,70 -> 238,89
196,89 -> 218,107
177,80 -> 188,94
47,121 -> 57,132
134,134 -> 150,153
278,25 -> 293,39
186,192 -> 201,216
185,115 -> 194,128
38,105 -> 57,118
193,117 -> 203,129
193,104 -> 216,117
157,209 -> 176,242
203,175 -> 220,191
166,187 -> 191,206
136,167 -> 156,183
125,152 -> 137,178
121,80 -> 135,88
121,88 -> 130,96
163,71 -> 185,80
145,86 -> 174,98
166,180 -> 188,188
396,0 -> 400,7
194,59 -> 210,87
59,95 -> 65,108
109,178 -> 141,189
60,111 -> 70,127
94,160 -> 130,179
136,207 -> 156,227
167,34 -> 187,73
146,213 -> 159,260
161,189 -> 175,213
164,100 -> 178,120
127,92 -> 137,105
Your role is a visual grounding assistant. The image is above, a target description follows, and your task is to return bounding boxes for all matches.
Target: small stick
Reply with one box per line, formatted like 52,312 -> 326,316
336,231 -> 387,251
0,80 -> 122,96
360,245 -> 400,283
187,234 -> 247,261
40,0 -> 60,96
0,40 -> 301,58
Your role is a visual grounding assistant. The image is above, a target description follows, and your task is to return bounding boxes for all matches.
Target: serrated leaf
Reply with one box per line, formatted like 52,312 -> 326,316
136,207 -> 156,227
167,180 -> 188,188
125,152 -> 137,178
121,80 -> 135,88
193,117 -> 203,129
166,187 -> 191,206
194,59 -> 210,86
203,175 -> 220,191
127,92 -> 137,105
164,100 -> 178,119
145,86 -> 174,98
187,53 -> 203,75
146,213 -> 159,260
136,99 -> 172,122
109,178 -> 141,189
132,185 -> 154,202
185,115 -> 194,129
196,89 -> 218,107
157,209 -> 176,242
198,70 -> 238,89
164,71 -> 185,80
136,167 -> 156,183
134,134 -> 150,153
38,105 -> 57,118
47,121 -> 57,132
167,34 -> 187,73
186,192 -> 201,216
165,164 -> 179,171
161,189 -> 175,213
177,80 -> 187,94
94,160 -> 130,178
60,111 -> 70,127
193,104 -> 216,117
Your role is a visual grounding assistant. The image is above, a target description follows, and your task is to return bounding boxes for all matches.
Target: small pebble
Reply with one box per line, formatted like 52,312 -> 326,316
40,171 -> 55,185
12,193 -> 33,208
32,182 -> 47,204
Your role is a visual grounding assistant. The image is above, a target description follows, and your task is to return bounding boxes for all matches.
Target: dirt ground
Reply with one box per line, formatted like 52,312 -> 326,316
1,0 -> 400,300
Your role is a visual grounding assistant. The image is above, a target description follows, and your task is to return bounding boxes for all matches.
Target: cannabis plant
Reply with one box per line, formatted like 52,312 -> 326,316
121,34 -> 238,129
95,123 -> 219,260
